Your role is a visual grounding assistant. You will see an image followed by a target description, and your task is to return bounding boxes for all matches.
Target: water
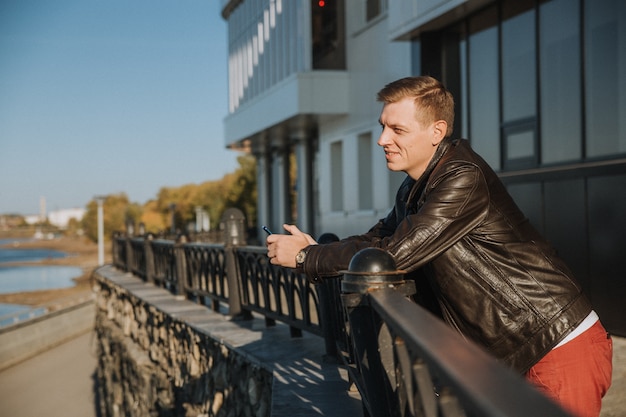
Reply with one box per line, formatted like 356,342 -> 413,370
0,238 -> 66,263
0,239 -> 80,324
0,265 -> 82,293
0,303 -> 47,327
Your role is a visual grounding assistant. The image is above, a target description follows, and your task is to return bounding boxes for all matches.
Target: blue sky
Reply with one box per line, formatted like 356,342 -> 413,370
0,1 -> 241,215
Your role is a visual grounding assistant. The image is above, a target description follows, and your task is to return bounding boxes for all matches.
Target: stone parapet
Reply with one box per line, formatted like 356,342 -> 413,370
93,265 -> 361,417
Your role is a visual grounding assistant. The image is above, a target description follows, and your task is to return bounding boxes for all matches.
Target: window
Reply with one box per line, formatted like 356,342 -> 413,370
501,0 -> 536,124
540,0 -> 582,163
330,141 -> 343,211
311,0 -> 346,69
503,119 -> 538,169
366,0 -> 388,22
584,0 -> 626,157
468,6 -> 500,169
358,133 -> 373,210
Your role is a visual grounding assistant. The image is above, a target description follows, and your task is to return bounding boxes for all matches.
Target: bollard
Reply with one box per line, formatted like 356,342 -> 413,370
221,208 -> 252,320
340,248 -> 415,417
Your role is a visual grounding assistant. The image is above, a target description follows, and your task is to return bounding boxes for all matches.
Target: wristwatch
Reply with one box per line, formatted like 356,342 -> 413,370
295,249 -> 307,268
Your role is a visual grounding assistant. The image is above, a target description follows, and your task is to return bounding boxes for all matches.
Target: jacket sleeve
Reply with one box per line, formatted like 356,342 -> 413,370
302,161 -> 489,281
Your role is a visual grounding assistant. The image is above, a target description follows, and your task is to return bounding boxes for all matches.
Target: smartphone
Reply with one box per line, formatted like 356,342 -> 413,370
262,226 -> 272,235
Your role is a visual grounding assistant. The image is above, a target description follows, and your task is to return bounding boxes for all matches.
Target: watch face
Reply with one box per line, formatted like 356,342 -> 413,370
296,250 -> 306,263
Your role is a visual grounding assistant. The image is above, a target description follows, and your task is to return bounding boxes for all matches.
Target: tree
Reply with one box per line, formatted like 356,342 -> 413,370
143,155 -> 257,235
88,154 -> 258,238
82,193 -> 143,242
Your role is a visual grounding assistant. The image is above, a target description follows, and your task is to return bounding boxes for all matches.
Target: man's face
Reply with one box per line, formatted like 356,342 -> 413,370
377,97 -> 443,180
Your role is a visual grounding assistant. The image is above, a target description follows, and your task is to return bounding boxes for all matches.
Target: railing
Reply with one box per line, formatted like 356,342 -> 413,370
236,246 -> 322,337
110,211 -> 572,417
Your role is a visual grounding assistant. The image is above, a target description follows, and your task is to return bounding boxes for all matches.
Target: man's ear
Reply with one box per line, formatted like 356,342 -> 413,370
432,120 -> 447,145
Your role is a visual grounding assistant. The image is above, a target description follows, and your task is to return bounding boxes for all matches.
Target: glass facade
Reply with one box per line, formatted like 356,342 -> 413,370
540,0 -> 582,163
501,1 -> 535,125
226,0 -> 307,113
425,0 -> 626,169
226,0 -> 347,113
468,6 -> 500,169
585,0 -> 626,158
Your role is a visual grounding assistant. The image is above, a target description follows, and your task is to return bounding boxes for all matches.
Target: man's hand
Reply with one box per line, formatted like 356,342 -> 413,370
266,224 -> 317,268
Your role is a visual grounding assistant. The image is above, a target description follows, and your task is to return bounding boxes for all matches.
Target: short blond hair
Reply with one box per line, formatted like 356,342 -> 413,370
377,76 -> 455,137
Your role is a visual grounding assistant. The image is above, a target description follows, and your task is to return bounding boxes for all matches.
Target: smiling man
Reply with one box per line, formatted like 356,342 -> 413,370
266,76 -> 612,417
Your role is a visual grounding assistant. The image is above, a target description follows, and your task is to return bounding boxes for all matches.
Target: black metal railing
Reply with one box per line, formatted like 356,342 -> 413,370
236,246 -> 321,337
182,242 -> 227,311
151,239 -> 179,293
110,210 -> 573,417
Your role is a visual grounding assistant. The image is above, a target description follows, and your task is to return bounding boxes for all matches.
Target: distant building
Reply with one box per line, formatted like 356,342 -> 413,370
23,207 -> 86,229
48,208 -> 86,229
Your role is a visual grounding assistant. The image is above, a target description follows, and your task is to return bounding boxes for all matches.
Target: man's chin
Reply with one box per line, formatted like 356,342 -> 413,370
386,163 -> 402,172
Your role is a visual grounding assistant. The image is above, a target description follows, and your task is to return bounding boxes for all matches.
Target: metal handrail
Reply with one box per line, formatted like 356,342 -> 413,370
363,289 -> 572,417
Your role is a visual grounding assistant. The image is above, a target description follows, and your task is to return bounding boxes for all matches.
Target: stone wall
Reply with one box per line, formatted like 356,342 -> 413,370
94,268 -> 272,417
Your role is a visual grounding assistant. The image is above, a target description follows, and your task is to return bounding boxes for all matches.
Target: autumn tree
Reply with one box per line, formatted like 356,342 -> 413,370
82,193 -> 143,242
138,154 -> 257,235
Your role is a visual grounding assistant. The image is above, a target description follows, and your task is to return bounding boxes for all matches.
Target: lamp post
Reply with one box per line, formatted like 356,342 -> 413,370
95,196 -> 105,266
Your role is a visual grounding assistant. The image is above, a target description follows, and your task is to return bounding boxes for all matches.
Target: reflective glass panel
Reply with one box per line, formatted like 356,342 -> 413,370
502,1 -> 536,123
468,6 -> 500,169
540,0 -> 582,163
584,0 -> 626,157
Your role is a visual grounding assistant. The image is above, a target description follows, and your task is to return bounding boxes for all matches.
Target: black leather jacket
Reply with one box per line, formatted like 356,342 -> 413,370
302,137 -> 592,373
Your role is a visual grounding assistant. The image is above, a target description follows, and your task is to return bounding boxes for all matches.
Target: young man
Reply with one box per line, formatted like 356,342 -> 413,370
266,76 -> 612,417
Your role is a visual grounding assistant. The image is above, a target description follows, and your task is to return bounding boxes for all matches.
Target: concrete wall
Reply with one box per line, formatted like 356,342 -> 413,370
0,298 -> 95,371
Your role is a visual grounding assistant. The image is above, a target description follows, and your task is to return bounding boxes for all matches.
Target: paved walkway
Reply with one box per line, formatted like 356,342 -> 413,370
603,335 -> 626,417
0,330 -> 98,417
0,324 -> 624,416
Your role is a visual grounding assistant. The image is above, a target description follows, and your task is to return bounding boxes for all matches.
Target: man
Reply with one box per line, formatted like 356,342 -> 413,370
266,76 -> 612,417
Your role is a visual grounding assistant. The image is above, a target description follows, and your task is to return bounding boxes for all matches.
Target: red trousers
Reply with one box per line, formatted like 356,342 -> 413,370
525,321 -> 613,417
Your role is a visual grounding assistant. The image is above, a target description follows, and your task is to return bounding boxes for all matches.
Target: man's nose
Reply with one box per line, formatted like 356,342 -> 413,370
377,130 -> 390,146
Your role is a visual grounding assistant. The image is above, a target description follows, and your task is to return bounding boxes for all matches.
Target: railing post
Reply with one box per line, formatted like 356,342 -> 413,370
124,235 -> 133,273
341,248 -> 416,417
144,234 -> 155,284
221,208 -> 251,320
174,234 -> 188,297
316,232 -> 341,362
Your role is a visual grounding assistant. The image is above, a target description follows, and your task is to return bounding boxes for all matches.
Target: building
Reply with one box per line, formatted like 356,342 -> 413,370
219,0 -> 626,335
23,207 -> 86,229
48,208 -> 86,229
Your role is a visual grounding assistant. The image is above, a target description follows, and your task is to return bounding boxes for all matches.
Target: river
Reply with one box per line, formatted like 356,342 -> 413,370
0,238 -> 83,321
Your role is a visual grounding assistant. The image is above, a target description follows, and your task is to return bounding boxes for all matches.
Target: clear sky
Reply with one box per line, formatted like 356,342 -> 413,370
0,0 -> 241,216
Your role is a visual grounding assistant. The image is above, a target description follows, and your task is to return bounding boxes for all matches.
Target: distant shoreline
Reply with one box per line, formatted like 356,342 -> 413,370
0,234 -> 108,308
